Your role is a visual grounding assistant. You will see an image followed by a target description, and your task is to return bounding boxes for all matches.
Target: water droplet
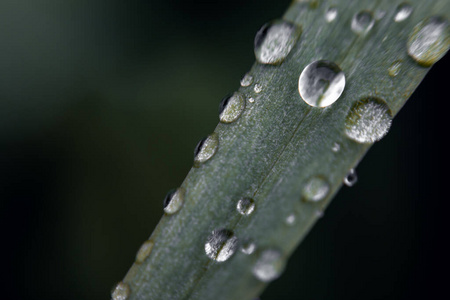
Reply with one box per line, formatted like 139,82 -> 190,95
240,73 -> 254,87
219,92 -> 246,124
344,97 -> 392,143
388,60 -> 402,77
135,240 -> 154,264
343,169 -> 358,187
325,7 -> 338,23
111,282 -> 130,300
332,142 -> 340,152
302,176 -> 329,202
163,187 -> 185,215
407,16 -> 450,67
248,97 -> 255,103
394,3 -> 413,22
237,198 -> 256,216
285,214 -> 296,225
205,229 -> 238,262
351,11 -> 375,34
254,20 -> 302,65
252,249 -> 286,282
194,133 -> 219,167
298,60 -> 345,107
254,84 -> 263,93
241,241 -> 256,255
315,210 -> 324,218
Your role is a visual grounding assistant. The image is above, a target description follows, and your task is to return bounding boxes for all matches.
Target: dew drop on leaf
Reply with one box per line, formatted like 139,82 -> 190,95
252,249 -> 286,282
111,282 -> 130,300
219,92 -> 246,124
163,187 -> 185,215
194,133 -> 219,166
298,60 -> 345,107
302,176 -> 329,202
394,3 -> 413,22
136,240 -> 154,264
343,169 -> 358,187
237,198 -> 256,216
205,229 -> 238,262
351,11 -> 375,34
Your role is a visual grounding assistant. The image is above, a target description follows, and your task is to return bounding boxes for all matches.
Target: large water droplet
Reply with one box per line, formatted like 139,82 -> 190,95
351,11 -> 375,34
241,241 -> 256,255
194,133 -> 219,167
240,73 -> 253,87
136,240 -> 154,264
205,229 -> 238,262
298,60 -> 345,107
325,7 -> 338,23
254,20 -> 302,65
237,198 -> 256,216
219,92 -> 246,124
252,249 -> 286,282
394,3 -> 413,22
163,187 -> 185,215
344,169 -> 358,187
344,97 -> 392,143
302,176 -> 329,202
407,16 -> 450,67
111,282 -> 130,300
388,60 -> 402,77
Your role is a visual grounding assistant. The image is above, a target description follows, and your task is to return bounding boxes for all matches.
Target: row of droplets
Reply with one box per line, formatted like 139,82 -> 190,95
111,5 -> 449,299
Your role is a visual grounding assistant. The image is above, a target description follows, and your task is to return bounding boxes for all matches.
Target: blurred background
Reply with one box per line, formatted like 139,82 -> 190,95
1,0 -> 448,299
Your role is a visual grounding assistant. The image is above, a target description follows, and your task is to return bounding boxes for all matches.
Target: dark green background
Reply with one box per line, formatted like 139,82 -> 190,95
1,0 -> 447,299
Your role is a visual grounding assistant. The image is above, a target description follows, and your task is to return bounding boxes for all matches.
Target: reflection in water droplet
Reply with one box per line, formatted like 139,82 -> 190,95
111,282 -> 130,300
344,169 -> 358,187
351,11 -> 375,34
252,249 -> 286,282
285,214 -> 296,225
237,198 -> 256,216
345,97 -> 392,143
219,92 -> 246,124
325,7 -> 338,23
254,84 -> 263,93
254,20 -> 302,65
136,240 -> 154,264
298,60 -> 345,107
248,97 -> 255,103
240,73 -> 253,87
394,3 -> 413,22
332,142 -> 340,152
194,133 -> 219,166
407,16 -> 450,66
241,241 -> 256,255
205,229 -> 238,262
388,60 -> 402,77
303,176 -> 329,202
163,187 -> 185,214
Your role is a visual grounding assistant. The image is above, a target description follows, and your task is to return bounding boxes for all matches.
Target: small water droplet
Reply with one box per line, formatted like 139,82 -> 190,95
237,198 -> 256,216
332,142 -> 340,152
394,3 -> 413,22
248,97 -> 255,103
351,11 -> 375,34
344,97 -> 392,143
285,214 -> 296,225
135,240 -> 154,264
219,92 -> 246,124
252,249 -> 286,282
194,133 -> 219,167
254,20 -> 302,65
240,73 -> 253,87
111,282 -> 130,300
163,187 -> 185,215
315,210 -> 324,218
205,229 -> 238,262
388,60 -> 402,77
325,7 -> 338,23
254,84 -> 263,93
302,176 -> 329,202
298,60 -> 345,107
241,241 -> 256,255
407,16 -> 450,67
344,169 -> 358,187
